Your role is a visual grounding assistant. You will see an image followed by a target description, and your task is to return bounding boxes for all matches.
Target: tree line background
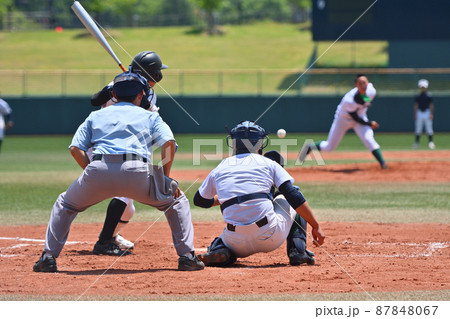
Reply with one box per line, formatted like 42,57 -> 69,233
0,0 -> 311,33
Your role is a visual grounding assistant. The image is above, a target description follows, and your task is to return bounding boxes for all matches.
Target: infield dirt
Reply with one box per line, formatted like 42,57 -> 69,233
0,150 -> 449,299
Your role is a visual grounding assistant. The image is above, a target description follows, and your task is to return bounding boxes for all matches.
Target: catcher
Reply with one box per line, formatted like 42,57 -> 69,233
193,120 -> 325,267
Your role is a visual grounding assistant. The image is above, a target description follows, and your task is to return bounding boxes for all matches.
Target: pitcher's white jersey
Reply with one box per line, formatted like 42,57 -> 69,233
336,83 -> 376,120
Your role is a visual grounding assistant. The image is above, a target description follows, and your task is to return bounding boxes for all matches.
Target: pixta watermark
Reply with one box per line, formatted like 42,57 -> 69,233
192,138 -> 325,167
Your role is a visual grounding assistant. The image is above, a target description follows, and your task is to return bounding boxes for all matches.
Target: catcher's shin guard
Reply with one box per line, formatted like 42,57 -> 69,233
287,215 -> 315,265
198,237 -> 236,267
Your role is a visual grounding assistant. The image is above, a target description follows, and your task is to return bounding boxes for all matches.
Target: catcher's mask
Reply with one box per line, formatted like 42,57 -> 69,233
226,120 -> 269,154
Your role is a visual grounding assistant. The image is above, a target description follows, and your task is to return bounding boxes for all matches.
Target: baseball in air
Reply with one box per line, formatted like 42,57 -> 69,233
277,129 -> 286,138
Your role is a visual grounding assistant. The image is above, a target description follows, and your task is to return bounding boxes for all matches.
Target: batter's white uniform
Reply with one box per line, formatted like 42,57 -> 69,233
319,83 -> 379,152
198,153 -> 298,257
0,98 -> 12,141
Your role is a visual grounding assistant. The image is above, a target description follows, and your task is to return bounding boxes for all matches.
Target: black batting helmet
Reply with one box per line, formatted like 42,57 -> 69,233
130,51 -> 168,83
226,120 -> 269,154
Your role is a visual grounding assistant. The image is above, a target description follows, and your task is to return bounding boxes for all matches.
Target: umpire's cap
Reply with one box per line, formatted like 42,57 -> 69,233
113,71 -> 148,98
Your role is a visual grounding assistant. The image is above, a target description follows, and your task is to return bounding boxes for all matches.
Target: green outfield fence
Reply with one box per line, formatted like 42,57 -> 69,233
3,68 -> 450,134
5,95 -> 450,134
2,68 -> 450,97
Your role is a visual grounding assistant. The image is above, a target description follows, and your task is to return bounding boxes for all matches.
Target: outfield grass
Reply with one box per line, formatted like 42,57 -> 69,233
0,134 -> 449,226
0,22 -> 389,95
0,22 -> 387,71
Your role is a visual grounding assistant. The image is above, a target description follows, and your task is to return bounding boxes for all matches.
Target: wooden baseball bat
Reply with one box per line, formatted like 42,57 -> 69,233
71,1 -> 127,72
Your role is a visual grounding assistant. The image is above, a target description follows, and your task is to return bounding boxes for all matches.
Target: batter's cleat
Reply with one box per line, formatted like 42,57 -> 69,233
198,247 -> 236,267
114,234 -> 134,250
298,143 -> 313,163
33,252 -> 57,273
381,163 -> 389,169
93,239 -> 132,256
288,247 -> 315,266
178,253 -> 204,271
413,142 -> 419,149
428,142 -> 435,149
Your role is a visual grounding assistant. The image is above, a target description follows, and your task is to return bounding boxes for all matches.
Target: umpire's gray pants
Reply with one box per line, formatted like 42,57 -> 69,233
44,155 -> 194,257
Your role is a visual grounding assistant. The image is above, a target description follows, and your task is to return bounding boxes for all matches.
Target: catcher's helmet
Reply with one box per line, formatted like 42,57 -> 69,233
226,120 -> 269,154
130,51 -> 168,83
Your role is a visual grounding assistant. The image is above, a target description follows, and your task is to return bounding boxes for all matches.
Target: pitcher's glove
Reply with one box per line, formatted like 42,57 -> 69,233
354,92 -> 371,105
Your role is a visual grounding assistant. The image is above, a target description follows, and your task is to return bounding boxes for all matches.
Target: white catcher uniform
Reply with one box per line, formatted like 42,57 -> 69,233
198,153 -> 298,257
319,83 -> 379,152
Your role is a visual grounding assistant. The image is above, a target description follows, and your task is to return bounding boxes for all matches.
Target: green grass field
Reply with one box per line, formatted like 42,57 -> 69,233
1,133 -> 449,226
0,22 -> 388,96
0,22 -> 387,71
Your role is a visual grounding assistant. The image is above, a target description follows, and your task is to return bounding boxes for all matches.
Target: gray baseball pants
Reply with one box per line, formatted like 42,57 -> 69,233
319,115 -> 380,152
44,155 -> 194,257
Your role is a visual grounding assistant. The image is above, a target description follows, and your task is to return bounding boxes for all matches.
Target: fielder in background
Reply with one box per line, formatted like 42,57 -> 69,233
0,94 -> 14,153
193,121 -> 325,267
89,51 -> 168,254
413,79 -> 435,149
33,71 -> 204,272
299,74 -> 388,169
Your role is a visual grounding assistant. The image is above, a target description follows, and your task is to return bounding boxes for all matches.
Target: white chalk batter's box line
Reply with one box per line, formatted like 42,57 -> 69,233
336,241 -> 449,258
0,237 -> 89,258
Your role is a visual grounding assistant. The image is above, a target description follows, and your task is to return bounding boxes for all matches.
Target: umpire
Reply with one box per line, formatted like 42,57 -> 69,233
33,71 -> 204,272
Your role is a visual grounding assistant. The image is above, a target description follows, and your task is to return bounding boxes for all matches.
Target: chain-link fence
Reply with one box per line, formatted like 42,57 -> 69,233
1,68 -> 450,97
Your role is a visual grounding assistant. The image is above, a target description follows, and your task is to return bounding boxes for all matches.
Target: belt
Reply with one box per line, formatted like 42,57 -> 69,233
92,154 -> 147,163
220,192 -> 273,212
227,216 -> 268,232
